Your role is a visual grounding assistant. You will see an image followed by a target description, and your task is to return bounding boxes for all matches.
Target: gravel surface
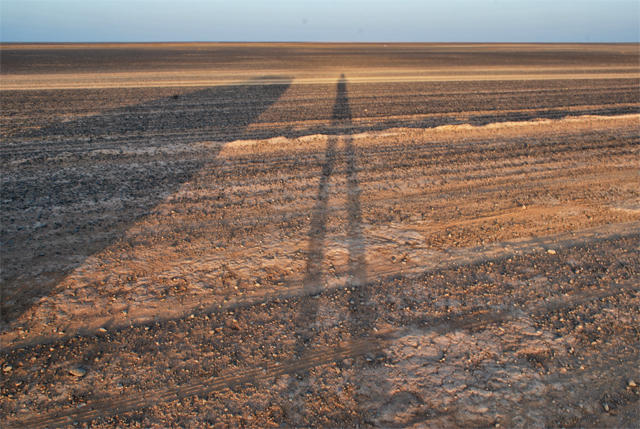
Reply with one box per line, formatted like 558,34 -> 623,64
1,43 -> 639,428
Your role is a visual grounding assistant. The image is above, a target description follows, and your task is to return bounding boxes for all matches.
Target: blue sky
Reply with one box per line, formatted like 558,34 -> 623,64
1,0 -> 639,43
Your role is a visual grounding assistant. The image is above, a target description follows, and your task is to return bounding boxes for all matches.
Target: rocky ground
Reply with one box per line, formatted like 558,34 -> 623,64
1,43 -> 639,428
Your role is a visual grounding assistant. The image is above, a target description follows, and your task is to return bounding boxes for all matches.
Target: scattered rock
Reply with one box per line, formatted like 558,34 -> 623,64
602,402 -> 610,412
98,327 -> 107,333
69,367 -> 87,377
629,380 -> 637,387
547,249 -> 556,255
3,365 -> 13,372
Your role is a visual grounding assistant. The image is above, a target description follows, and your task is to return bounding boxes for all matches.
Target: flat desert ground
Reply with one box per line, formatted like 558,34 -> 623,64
1,43 -> 639,428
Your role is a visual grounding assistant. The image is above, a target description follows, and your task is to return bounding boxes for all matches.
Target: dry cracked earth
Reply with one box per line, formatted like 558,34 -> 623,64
1,43 -> 639,428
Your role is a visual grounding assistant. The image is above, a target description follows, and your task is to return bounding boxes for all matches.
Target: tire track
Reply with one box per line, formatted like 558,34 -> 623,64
8,279 -> 637,428
2,220 -> 637,353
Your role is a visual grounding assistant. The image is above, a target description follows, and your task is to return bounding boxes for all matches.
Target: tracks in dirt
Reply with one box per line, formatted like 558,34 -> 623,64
1,221 -> 637,353
1,46 -> 639,427
9,278 -> 638,428
2,110 -> 638,354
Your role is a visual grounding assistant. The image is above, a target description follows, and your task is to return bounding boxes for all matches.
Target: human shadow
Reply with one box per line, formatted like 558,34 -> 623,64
295,74 -> 366,352
0,77 -> 292,324
303,74 -> 365,287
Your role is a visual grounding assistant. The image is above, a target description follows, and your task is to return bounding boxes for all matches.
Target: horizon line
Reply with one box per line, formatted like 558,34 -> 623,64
3,41 -> 639,45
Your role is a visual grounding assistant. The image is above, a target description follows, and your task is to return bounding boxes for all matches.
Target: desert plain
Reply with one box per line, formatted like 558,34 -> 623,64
1,43 -> 639,428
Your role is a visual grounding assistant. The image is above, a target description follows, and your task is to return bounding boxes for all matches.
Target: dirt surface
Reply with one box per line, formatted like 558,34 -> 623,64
1,43 -> 639,428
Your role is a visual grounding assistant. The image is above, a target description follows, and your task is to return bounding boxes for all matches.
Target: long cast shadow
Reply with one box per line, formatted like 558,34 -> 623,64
295,74 -> 366,352
338,79 -> 367,285
302,74 -> 366,287
303,137 -> 337,284
344,136 -> 366,283
0,77 -> 292,324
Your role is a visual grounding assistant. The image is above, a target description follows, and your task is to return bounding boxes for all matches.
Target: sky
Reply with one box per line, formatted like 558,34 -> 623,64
1,0 -> 639,43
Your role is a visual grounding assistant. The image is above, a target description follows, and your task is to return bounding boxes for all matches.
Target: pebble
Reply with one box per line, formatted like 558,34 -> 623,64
629,380 -> 637,387
98,327 -> 107,333
3,365 -> 12,372
69,368 -> 87,377
547,249 -> 556,255
602,402 -> 609,411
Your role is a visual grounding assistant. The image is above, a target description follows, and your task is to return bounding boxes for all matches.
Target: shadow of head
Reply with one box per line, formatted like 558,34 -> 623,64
332,74 -> 352,124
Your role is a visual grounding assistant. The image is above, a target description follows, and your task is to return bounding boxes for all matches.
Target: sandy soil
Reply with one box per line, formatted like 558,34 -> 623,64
1,43 -> 639,428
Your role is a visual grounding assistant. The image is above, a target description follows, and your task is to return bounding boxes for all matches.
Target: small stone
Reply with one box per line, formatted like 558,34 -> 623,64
98,327 -> 107,333
629,380 -> 637,387
69,368 -> 87,377
603,402 -> 609,411
521,205 -> 526,209
228,319 -> 240,331
547,249 -> 556,255
3,365 -> 12,372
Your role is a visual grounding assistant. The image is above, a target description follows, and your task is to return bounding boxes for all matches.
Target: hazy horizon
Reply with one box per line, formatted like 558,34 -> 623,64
2,0 -> 639,44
